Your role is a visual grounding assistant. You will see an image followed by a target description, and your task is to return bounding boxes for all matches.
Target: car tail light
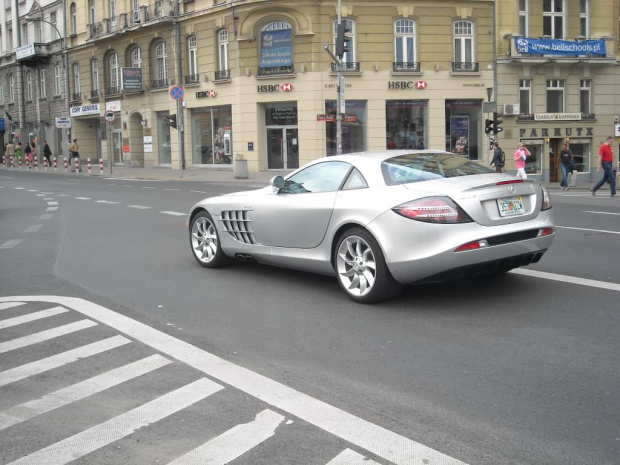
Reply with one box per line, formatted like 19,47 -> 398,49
538,227 -> 554,237
541,187 -> 552,210
496,180 -> 524,185
393,196 -> 473,224
455,239 -> 489,252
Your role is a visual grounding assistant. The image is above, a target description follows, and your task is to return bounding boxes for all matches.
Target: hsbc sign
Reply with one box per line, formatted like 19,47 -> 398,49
388,80 -> 428,89
257,83 -> 294,93
196,89 -> 218,98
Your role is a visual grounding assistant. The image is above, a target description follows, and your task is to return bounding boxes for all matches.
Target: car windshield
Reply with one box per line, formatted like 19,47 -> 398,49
381,152 -> 495,185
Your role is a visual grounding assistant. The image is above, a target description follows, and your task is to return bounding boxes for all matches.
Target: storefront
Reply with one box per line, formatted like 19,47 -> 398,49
385,100 -> 428,150
190,105 -> 233,166
445,99 -> 483,160
264,102 -> 298,170
325,100 -> 367,156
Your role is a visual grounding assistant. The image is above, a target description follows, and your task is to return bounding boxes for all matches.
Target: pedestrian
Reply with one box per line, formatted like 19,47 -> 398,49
559,143 -> 574,190
69,139 -> 79,159
43,140 -> 53,167
590,136 -> 617,197
15,142 -> 23,162
514,142 -> 530,179
6,140 -> 14,165
31,140 -> 38,165
490,142 -> 505,173
24,142 -> 33,168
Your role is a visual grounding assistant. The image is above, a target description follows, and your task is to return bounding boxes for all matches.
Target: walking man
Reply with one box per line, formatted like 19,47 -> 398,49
43,140 -> 53,167
490,142 -> 505,173
590,136 -> 616,197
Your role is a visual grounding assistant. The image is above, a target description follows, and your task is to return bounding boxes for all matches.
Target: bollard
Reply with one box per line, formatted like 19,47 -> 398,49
44,158 -> 48,170
64,157 -> 68,173
87,158 -> 92,175
10,156 -> 14,168
74,158 -> 79,173
19,158 -> 22,168
34,158 -> 38,170
53,157 -> 57,172
99,158 -> 104,176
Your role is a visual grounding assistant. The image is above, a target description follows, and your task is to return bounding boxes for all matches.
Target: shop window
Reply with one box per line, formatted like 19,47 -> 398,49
190,105 -> 233,165
156,111 -> 172,165
580,79 -> 591,114
385,100 -> 427,150
519,79 -> 531,114
259,21 -> 293,75
445,99 -> 483,160
568,140 -> 590,173
519,0 -> 528,36
523,141 -> 543,175
325,100 -> 366,156
546,79 -> 564,113
543,0 -> 564,39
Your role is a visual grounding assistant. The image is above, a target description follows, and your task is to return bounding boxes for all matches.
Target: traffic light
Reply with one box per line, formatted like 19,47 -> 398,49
484,118 -> 493,135
492,112 -> 503,134
335,21 -> 352,58
166,114 -> 177,129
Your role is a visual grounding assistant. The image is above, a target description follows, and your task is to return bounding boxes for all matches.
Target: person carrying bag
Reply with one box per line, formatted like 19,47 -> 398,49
69,139 -> 79,159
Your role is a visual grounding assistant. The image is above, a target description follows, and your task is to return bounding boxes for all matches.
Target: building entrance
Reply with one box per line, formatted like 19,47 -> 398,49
266,126 -> 298,170
548,138 -> 562,182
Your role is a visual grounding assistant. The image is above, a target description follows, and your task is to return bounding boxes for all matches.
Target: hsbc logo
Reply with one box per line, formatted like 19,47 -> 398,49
196,89 -> 217,98
257,83 -> 294,93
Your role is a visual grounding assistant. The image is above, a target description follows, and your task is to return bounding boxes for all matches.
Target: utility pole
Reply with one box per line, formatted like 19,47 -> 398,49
174,0 -> 185,178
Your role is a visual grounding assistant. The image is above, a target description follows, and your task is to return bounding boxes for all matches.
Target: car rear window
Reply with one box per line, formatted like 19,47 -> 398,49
381,152 -> 495,185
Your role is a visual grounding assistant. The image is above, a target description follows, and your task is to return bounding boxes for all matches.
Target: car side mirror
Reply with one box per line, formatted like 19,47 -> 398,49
270,175 -> 285,191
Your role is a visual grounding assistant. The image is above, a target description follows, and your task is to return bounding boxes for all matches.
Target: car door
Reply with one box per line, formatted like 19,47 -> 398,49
252,161 -> 352,248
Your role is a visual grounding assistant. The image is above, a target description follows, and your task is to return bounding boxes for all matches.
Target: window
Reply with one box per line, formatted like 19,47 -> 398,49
394,19 -> 416,68
543,0 -> 564,39
130,46 -> 142,68
453,21 -> 475,67
0,86 -> 4,105
54,64 -> 62,95
50,12 -> 57,33
568,140 -> 590,173
39,69 -> 46,98
91,58 -> 99,92
22,23 -> 28,45
386,100 -> 428,150
519,79 -> 532,114
109,52 -> 119,90
325,100 -> 367,155
333,19 -> 355,63
7,26 -> 12,51
110,0 -> 117,19
546,79 -> 564,112
445,99 -> 483,160
155,41 -> 168,82
580,79 -> 591,114
9,74 -> 14,103
73,63 -> 81,95
218,29 -> 228,71
71,3 -> 77,34
519,0 -> 528,36
580,0 -> 589,37
26,72 -> 33,100
189,105 -> 233,165
188,36 -> 198,77
89,0 -> 96,24
280,162 -> 353,194
35,20 -> 42,42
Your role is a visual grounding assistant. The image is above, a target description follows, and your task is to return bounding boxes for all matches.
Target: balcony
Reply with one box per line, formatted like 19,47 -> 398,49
15,43 -> 56,67
392,62 -> 421,73
214,69 -> 230,81
331,62 -> 360,73
257,65 -> 294,76
500,36 -> 617,66
151,78 -> 171,89
105,86 -> 121,96
87,1 -> 175,41
184,74 -> 200,85
451,62 -> 479,72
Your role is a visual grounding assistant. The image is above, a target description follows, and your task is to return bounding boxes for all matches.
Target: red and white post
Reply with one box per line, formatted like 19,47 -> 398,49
53,157 -> 57,172
63,157 -> 68,173
99,158 -> 104,176
87,158 -> 92,175
74,157 -> 79,173
43,157 -> 48,171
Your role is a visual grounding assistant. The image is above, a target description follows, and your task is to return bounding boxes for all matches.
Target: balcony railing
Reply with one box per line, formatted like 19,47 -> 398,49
257,65 -> 294,76
331,62 -> 360,72
87,1 -> 175,40
105,86 -> 121,96
184,74 -> 200,85
214,69 -> 230,81
452,62 -> 479,72
392,62 -> 421,72
151,78 -> 171,89
71,93 -> 81,102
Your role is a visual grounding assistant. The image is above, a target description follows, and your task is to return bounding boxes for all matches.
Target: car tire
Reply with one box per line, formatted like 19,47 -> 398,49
334,227 -> 402,303
190,211 -> 228,268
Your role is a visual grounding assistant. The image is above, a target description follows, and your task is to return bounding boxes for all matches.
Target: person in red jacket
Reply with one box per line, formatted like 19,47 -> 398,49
590,136 -> 616,197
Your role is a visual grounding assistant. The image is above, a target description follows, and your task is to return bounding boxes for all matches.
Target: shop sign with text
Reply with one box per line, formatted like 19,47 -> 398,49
196,90 -> 217,98
257,83 -> 294,93
122,68 -> 143,92
70,104 -> 101,117
519,127 -> 594,138
534,113 -> 582,121
388,81 -> 427,89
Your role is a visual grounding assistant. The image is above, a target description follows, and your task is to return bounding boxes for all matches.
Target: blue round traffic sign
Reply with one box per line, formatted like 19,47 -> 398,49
170,85 -> 184,100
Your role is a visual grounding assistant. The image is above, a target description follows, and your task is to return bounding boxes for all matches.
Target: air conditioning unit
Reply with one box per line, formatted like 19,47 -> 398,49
503,103 -> 520,116
133,10 -> 140,23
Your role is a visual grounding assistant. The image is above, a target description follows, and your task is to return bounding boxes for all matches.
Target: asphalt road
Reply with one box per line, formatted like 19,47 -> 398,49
1,170 -> 618,465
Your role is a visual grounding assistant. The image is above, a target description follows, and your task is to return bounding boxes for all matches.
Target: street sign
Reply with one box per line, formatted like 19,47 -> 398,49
55,117 -> 71,128
338,75 -> 346,114
170,85 -> 184,101
615,124 -> 620,137
104,111 -> 115,123
0,118 -> 5,130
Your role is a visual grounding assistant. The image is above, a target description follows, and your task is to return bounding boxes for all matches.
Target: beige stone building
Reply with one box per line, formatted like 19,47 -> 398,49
495,0 -> 620,183
66,0 -> 498,173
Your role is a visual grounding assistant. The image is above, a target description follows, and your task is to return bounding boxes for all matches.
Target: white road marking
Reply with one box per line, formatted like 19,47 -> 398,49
191,190 -> 207,194
0,335 -> 131,388
141,186 -> 155,189
169,409 -> 284,465
512,269 -> 620,292
326,449 -> 381,465
0,302 -> 25,311
6,378 -> 223,465
39,214 -> 54,220
95,200 -> 120,204
43,197 -> 54,201
0,320 -> 97,354
74,197 -> 91,200
0,239 -> 24,249
41,192 -> 54,195
26,189 -> 38,192
46,206 -> 58,211
556,225 -> 620,235
47,201 -> 58,206
0,306 -> 69,329
56,194 -> 71,197
36,194 -> 46,197
128,205 -> 151,209
2,296 -> 469,465
165,188 -> 180,191
23,224 -> 42,233
583,210 -> 620,216
0,354 -> 171,431
161,211 -> 186,216
14,187 -> 25,190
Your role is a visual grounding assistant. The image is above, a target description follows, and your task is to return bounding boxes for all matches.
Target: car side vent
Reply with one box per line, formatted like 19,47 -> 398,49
220,210 -> 256,245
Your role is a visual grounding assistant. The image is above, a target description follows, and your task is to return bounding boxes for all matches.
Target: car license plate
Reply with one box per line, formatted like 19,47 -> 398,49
497,196 -> 525,217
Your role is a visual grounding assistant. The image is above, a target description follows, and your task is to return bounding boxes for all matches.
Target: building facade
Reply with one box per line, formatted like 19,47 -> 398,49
496,0 -> 620,183
65,0 -> 497,172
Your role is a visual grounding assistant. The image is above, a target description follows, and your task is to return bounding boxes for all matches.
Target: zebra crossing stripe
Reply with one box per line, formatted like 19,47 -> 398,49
0,354 -> 172,431
325,449 -> 381,465
0,335 -> 131,387
6,377 -> 223,465
0,320 -> 98,354
168,409 -> 284,465
0,302 -> 25,311
0,306 -> 68,329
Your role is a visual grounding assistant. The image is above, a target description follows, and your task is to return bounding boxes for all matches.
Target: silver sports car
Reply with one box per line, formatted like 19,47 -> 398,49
187,151 -> 555,303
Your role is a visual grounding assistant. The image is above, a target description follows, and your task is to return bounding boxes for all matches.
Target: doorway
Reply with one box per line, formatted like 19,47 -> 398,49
111,129 -> 123,164
548,138 -> 561,182
266,126 -> 299,170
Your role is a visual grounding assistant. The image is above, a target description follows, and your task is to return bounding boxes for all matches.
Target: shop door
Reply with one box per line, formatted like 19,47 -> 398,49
267,127 -> 299,170
549,139 -> 561,182
112,130 -> 123,164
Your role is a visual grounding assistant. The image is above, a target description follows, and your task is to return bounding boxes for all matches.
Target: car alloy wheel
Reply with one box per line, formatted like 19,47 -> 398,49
190,211 -> 227,268
335,227 -> 402,303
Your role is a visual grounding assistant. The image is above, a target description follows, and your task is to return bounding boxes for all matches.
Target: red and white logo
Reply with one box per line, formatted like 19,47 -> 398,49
415,81 -> 427,89
208,89 -> 217,97
281,83 -> 294,92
